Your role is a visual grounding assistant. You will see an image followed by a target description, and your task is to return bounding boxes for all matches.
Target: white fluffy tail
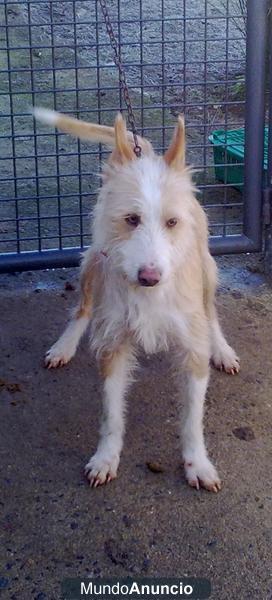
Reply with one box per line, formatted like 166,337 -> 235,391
32,106 -> 118,147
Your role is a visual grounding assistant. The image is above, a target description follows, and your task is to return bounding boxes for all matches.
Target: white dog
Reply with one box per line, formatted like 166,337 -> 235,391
34,108 -> 240,492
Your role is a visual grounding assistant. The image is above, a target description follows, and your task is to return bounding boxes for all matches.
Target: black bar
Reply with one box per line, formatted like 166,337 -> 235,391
210,234 -> 258,255
0,248 -> 82,273
264,7 -> 272,274
267,6 -> 272,187
243,0 -> 267,248
0,235 -> 258,274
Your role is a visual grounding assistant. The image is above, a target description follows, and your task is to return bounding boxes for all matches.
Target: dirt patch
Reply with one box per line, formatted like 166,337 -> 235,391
0,255 -> 271,598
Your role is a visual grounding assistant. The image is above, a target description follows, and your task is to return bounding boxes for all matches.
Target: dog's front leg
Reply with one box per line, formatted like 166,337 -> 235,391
182,369 -> 221,492
85,343 -> 136,487
180,338 -> 221,493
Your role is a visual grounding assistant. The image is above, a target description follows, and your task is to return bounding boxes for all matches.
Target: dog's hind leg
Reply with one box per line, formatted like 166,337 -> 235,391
45,250 -> 95,368
203,253 -> 240,374
85,342 -> 136,487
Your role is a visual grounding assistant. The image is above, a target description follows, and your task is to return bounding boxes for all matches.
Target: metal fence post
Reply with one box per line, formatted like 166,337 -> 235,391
264,5 -> 272,276
243,0 -> 268,250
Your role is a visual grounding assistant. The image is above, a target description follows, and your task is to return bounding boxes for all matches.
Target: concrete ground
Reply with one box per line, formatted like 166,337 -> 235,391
0,255 -> 271,600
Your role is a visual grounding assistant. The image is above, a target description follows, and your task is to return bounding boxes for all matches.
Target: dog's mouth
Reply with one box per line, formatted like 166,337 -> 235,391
131,276 -> 163,290
138,277 -> 160,288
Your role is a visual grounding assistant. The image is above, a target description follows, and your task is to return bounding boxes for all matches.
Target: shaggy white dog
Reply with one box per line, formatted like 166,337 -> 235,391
34,108 -> 240,492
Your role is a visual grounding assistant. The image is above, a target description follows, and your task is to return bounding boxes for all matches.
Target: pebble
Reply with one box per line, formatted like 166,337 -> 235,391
232,426 -> 255,441
0,578 -> 9,589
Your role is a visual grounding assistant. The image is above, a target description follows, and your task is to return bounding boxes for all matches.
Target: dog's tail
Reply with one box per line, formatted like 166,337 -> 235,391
32,107 -> 135,148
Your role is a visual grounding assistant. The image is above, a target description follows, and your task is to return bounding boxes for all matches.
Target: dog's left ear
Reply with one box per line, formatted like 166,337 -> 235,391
164,115 -> 185,170
114,113 -> 135,164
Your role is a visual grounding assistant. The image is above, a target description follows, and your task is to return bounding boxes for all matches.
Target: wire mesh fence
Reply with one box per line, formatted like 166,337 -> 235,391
0,0 -> 250,269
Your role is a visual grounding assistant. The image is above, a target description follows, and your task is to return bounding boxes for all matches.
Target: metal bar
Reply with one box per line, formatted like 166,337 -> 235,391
0,234 -> 256,275
49,1 -> 62,251
4,0 -> 20,254
0,73 -> 245,89
0,248 -> 83,273
243,0 -> 267,248
210,234 -> 258,254
267,7 -> 272,187
72,0 -> 84,249
27,0 -> 41,252
264,6 -> 272,274
0,123 -> 247,140
0,14 -> 246,25
0,42 -> 246,62
223,0 -> 230,238
161,0 -> 165,150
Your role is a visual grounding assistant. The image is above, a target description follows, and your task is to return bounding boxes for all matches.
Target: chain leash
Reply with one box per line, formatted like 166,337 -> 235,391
98,0 -> 142,157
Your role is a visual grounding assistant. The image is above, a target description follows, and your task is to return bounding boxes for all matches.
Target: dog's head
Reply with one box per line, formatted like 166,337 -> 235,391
92,114 -> 196,288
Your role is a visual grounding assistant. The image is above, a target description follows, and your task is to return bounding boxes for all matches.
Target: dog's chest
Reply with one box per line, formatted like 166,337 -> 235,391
127,290 -> 182,354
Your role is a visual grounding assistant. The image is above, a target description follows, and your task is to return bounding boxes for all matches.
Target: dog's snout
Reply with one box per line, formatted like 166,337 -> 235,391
138,267 -> 161,287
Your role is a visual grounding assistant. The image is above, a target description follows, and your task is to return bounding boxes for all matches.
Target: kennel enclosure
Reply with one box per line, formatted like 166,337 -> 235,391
0,0 -> 270,272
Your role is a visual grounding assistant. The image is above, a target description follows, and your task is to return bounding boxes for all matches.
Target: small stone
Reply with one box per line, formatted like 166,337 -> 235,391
142,557 -> 150,572
122,515 -> 132,528
232,426 -> 255,441
146,462 -> 164,473
246,264 -> 264,274
70,522 -> 78,530
207,539 -> 217,548
65,281 -> 75,291
0,379 -> 22,393
7,7 -> 19,16
231,290 -> 243,299
32,49 -> 42,58
0,577 -> 9,589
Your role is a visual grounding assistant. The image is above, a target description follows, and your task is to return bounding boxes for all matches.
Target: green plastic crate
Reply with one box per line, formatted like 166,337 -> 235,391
209,127 -> 268,190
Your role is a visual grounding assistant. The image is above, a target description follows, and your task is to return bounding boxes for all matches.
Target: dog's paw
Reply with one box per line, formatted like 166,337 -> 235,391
211,343 -> 240,375
184,456 -> 221,493
44,341 -> 75,368
84,452 -> 119,488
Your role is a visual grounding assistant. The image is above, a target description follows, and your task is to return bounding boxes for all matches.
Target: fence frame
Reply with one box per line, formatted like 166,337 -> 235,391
0,0 -> 269,273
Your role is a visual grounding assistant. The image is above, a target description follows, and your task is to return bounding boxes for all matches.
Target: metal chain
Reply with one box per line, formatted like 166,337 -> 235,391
98,0 -> 142,157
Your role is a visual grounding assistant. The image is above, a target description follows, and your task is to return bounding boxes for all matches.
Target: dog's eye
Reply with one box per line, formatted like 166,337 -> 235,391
166,218 -> 178,228
125,214 -> 141,227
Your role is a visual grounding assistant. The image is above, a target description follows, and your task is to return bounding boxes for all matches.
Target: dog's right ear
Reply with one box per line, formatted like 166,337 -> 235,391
164,115 -> 185,170
113,113 -> 135,164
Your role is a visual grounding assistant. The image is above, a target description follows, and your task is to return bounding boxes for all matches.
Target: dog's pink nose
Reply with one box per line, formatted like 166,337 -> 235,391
138,267 -> 161,287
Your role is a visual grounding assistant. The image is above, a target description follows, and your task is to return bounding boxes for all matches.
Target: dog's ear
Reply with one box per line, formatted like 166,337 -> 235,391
164,115 -> 185,170
113,113 -> 135,164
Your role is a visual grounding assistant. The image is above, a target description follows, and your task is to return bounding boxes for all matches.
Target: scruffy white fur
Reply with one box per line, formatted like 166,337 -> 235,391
35,109 -> 240,492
